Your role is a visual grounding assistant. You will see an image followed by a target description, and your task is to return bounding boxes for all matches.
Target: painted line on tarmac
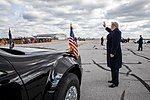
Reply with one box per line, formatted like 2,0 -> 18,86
82,61 -> 142,66
123,62 -> 142,64
127,48 -> 150,60
82,63 -> 93,65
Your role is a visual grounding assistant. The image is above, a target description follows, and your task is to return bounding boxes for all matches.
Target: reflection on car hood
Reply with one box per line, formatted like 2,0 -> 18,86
0,46 -> 66,55
13,46 -> 53,54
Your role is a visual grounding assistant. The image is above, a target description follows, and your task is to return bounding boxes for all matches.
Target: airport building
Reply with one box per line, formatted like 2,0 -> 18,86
34,33 -> 67,40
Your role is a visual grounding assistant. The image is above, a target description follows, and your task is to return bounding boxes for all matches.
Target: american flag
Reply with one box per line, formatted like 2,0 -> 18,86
69,24 -> 79,58
8,28 -> 13,49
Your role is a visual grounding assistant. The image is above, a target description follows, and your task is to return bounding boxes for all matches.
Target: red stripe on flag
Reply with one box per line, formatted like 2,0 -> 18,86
69,43 -> 78,53
68,26 -> 79,58
69,41 -> 78,50
69,38 -> 78,47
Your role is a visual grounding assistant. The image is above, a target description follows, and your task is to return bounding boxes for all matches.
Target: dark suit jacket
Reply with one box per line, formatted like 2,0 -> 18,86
138,37 -> 143,45
106,27 -> 122,69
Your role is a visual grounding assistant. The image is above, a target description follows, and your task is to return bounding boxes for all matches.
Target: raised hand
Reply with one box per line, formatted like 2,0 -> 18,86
103,21 -> 106,28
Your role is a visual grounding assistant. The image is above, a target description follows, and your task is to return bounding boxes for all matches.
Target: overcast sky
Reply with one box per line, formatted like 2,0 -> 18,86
0,0 -> 150,39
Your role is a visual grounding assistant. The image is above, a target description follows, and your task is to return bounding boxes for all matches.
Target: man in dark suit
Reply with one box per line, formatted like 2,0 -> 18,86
101,37 -> 104,45
103,22 -> 122,88
137,35 -> 143,51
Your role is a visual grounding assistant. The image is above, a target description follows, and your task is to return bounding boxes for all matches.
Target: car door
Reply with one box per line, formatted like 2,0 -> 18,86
9,53 -> 58,100
0,56 -> 28,100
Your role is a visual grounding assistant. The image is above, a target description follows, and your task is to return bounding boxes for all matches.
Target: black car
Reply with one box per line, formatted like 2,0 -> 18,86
0,47 -> 82,100
147,41 -> 150,44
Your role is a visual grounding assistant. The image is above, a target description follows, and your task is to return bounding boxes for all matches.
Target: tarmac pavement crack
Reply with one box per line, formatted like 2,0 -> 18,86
92,60 -> 111,72
122,64 -> 132,76
130,74 -> 150,92
120,90 -> 126,100
93,60 -> 150,93
122,64 -> 150,93
92,60 -> 127,75
127,48 -> 150,60
123,62 -> 142,64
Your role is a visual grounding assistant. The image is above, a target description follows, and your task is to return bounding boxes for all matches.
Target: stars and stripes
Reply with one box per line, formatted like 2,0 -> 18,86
69,24 -> 79,58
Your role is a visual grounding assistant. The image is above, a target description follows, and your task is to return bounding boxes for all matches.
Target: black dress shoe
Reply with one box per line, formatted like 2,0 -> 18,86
108,80 -> 113,83
109,84 -> 118,88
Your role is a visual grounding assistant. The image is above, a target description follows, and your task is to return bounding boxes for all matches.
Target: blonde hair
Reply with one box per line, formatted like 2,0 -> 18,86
111,22 -> 119,28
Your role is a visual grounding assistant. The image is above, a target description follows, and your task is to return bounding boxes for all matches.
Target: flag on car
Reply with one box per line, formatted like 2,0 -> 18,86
8,28 -> 13,49
9,28 -> 12,41
69,24 -> 79,58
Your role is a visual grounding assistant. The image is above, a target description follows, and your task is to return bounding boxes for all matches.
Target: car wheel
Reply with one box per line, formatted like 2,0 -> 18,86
54,73 -> 80,100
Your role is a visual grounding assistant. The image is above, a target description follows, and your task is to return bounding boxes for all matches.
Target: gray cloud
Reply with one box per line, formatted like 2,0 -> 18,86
23,12 -> 38,21
106,0 -> 150,21
0,0 -> 150,38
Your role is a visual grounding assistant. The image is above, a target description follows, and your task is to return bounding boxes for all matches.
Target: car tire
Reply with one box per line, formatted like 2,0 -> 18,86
54,73 -> 80,100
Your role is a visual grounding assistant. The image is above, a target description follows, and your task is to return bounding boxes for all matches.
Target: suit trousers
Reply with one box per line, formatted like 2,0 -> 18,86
111,67 -> 119,85
138,44 -> 143,51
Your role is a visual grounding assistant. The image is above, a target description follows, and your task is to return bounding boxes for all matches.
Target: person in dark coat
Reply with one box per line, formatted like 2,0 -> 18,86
137,35 -> 143,51
103,22 -> 122,88
101,37 -> 104,45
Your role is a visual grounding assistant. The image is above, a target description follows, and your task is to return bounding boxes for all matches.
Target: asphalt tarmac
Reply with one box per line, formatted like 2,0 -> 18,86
79,40 -> 150,100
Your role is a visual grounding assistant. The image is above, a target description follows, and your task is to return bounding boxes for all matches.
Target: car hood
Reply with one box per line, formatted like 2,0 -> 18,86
0,46 -> 66,56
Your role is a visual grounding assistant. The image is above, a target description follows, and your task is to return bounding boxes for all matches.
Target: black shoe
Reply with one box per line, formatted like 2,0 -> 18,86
109,84 -> 118,88
108,80 -> 113,83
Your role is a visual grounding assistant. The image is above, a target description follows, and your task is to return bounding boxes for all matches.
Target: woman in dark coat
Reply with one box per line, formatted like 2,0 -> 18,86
103,22 -> 122,88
